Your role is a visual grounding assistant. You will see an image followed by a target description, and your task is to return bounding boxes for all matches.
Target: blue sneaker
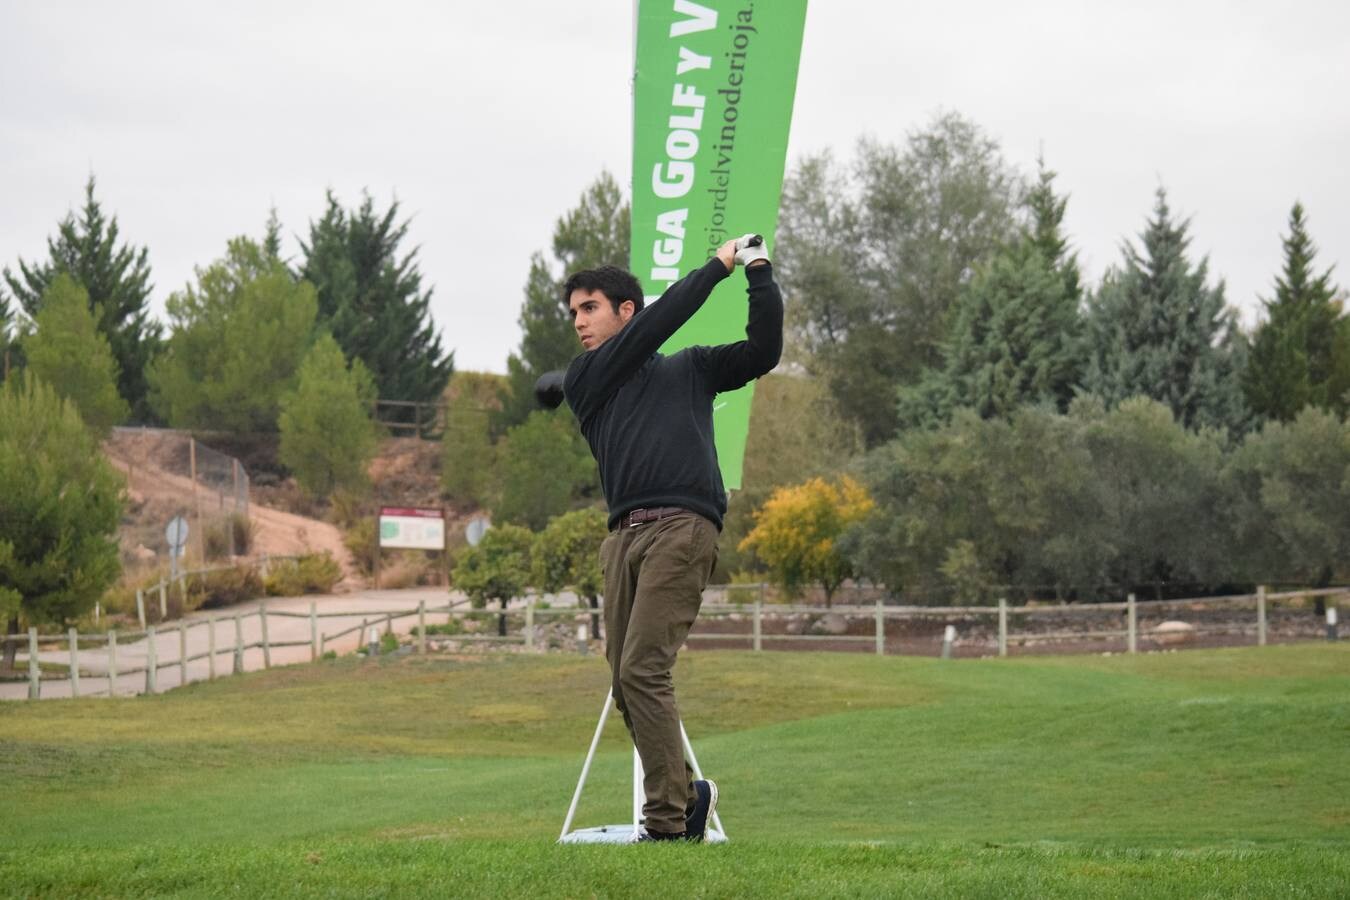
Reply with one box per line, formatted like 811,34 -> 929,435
685,779 -> 718,842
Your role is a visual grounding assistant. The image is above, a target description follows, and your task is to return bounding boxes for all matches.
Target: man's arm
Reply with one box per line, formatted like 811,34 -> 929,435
692,255 -> 783,394
565,253 -> 733,415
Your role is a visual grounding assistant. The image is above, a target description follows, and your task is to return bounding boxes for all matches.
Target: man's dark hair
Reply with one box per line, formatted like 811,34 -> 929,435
562,266 -> 645,316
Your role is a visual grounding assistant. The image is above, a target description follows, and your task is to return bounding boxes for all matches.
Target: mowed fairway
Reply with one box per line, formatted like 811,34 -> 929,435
3,644 -> 1349,898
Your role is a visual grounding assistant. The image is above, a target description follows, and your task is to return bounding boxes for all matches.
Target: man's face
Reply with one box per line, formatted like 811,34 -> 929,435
569,288 -> 635,351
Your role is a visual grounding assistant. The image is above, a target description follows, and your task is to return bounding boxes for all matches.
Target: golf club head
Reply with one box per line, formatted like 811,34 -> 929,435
534,370 -> 566,410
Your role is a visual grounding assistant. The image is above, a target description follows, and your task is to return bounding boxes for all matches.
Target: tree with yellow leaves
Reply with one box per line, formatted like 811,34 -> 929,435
739,475 -> 874,607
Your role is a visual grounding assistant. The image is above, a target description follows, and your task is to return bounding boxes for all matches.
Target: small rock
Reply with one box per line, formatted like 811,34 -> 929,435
813,613 -> 849,636
1152,620 -> 1196,646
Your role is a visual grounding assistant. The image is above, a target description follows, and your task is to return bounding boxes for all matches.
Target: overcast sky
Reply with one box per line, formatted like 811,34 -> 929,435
3,1 -> 1347,374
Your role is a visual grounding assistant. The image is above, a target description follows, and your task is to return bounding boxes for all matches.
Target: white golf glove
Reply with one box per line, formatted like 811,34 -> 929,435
734,233 -> 770,267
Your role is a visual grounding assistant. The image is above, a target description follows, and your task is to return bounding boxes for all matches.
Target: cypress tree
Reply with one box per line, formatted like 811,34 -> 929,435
3,177 -> 162,422
1083,188 -> 1248,434
1242,202 -> 1347,420
298,192 -> 452,426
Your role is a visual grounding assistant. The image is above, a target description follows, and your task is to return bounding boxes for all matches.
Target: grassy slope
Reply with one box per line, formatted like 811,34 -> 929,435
2,645 -> 1348,897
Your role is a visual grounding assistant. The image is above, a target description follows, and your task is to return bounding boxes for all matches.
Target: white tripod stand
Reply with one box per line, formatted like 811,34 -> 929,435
558,690 -> 728,844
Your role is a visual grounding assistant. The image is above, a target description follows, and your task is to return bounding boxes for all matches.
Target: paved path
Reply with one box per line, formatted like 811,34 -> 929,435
2,587 -> 489,701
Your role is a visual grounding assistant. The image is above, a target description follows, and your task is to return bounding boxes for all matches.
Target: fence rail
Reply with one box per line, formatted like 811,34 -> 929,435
6,586 -> 1344,701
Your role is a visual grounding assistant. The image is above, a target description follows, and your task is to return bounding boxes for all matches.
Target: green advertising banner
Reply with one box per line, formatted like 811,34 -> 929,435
631,0 -> 808,489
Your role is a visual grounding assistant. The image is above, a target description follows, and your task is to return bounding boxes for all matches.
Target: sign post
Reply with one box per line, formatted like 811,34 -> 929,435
376,507 -> 447,590
165,515 -> 189,581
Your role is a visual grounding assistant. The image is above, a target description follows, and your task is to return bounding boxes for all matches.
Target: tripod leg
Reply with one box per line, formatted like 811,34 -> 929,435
632,746 -> 644,838
680,720 -> 727,838
559,691 -> 615,840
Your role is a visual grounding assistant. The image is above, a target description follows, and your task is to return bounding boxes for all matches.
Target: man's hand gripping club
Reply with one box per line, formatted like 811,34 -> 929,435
716,234 -> 770,271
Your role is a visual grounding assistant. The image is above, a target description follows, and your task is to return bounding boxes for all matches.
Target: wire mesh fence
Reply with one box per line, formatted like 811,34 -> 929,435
109,427 -> 252,564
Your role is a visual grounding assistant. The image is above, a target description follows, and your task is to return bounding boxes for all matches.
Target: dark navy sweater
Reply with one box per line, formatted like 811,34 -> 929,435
563,258 -> 783,531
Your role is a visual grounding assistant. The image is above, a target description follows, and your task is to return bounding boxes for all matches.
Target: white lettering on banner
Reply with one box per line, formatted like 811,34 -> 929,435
669,0 -> 717,37
669,106 -> 704,130
656,208 -> 688,238
676,46 -> 712,75
653,239 -> 682,266
648,8 -> 716,287
652,161 -> 694,199
672,83 -> 705,108
666,129 -> 699,160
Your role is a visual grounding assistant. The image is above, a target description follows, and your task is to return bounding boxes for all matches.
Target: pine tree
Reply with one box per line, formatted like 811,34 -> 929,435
0,286 -> 14,385
1242,202 -> 1347,421
21,274 -> 129,436
298,192 -> 452,428
1,374 -> 124,668
1083,188 -> 1248,434
3,177 -> 162,422
901,160 -> 1084,426
278,334 -> 379,500
497,172 -> 629,431
147,237 -> 318,432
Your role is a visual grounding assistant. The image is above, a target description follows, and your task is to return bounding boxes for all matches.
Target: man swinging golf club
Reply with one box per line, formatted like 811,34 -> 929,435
535,233 -> 781,841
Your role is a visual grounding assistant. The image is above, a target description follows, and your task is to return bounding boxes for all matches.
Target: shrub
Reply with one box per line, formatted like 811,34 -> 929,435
379,631 -> 399,654
725,571 -> 766,605
344,519 -> 378,575
188,565 -> 264,610
265,553 -> 342,596
203,513 -> 255,560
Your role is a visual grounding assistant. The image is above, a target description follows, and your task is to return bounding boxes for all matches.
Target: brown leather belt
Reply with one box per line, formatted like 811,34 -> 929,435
621,506 -> 689,528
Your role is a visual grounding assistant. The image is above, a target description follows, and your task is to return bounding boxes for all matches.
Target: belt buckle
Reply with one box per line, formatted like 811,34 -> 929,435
627,508 -> 644,528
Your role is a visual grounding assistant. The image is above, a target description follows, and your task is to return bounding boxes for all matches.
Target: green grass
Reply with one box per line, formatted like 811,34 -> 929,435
2,645 -> 1348,897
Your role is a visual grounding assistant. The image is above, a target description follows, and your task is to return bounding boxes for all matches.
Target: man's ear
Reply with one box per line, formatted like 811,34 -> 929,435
619,299 -> 636,323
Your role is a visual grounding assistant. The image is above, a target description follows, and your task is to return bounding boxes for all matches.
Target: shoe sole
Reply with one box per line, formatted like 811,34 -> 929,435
690,779 -> 718,842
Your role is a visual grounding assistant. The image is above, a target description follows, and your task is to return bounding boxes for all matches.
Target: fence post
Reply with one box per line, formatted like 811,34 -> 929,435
136,590 -> 146,629
28,628 -> 40,700
207,616 -> 216,680
233,614 -> 244,675
67,627 -> 81,698
359,618 -> 368,655
1127,594 -> 1138,654
259,600 -> 271,669
159,581 -> 167,620
998,598 -> 1008,658
145,626 -> 158,694
108,630 -> 118,697
525,598 -> 535,650
874,600 -> 885,656
752,600 -> 762,652
309,601 -> 318,662
941,624 -> 956,660
179,624 -> 188,687
418,600 -> 427,655
1257,585 -> 1267,647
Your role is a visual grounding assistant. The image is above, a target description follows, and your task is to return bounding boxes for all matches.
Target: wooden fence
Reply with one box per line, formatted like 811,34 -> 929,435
4,586 -> 1344,701
693,586 -> 1347,656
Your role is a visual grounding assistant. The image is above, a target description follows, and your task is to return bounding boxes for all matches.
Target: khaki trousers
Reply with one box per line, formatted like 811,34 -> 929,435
600,511 -> 719,834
